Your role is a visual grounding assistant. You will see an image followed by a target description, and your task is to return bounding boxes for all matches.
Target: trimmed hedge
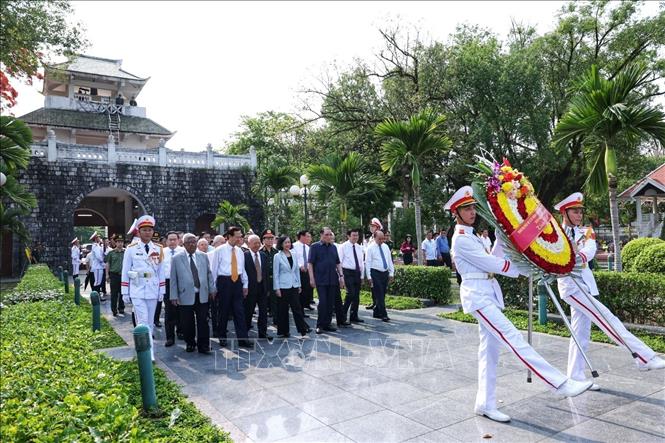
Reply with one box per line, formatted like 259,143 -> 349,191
389,265 -> 452,304
1,264 -> 66,305
0,266 -> 229,442
498,271 -> 665,326
633,243 -> 665,274
621,238 -> 663,271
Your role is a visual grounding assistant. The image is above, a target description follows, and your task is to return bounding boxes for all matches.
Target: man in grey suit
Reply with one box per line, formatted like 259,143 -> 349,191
170,233 -> 216,354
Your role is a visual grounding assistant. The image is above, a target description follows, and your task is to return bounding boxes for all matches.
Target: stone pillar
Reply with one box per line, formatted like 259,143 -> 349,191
47,129 -> 57,162
636,196 -> 642,237
250,145 -> 257,168
206,143 -> 214,169
107,134 -> 116,164
158,139 -> 167,166
125,197 -> 134,233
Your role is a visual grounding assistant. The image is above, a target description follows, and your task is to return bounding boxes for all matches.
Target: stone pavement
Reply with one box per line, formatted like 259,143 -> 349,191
91,288 -> 664,443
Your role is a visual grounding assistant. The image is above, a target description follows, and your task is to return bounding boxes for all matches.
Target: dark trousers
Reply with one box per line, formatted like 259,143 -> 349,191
342,268 -> 362,320
109,272 -> 125,314
210,295 -> 221,337
333,285 -> 345,324
180,292 -> 210,351
300,271 -> 313,309
426,259 -> 439,267
154,297 -> 162,325
245,284 -> 268,336
440,252 -> 452,268
217,276 -> 248,340
100,271 -> 107,294
403,253 -> 413,265
163,280 -> 180,341
277,287 -> 309,335
371,269 -> 389,318
316,284 -> 337,328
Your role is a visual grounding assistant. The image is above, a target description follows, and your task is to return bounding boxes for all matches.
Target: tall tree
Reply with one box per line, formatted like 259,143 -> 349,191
211,200 -> 250,234
376,109 -> 452,264
253,164 -> 297,234
553,64 -> 665,271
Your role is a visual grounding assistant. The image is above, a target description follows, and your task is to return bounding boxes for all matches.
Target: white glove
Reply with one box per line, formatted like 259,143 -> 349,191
123,294 -> 131,305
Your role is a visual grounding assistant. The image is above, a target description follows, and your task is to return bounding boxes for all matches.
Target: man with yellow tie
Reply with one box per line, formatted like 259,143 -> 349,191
211,226 -> 252,349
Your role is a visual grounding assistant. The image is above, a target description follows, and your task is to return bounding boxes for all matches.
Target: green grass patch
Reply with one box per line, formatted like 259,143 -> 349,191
439,309 -> 665,353
358,290 -> 423,310
1,266 -> 229,442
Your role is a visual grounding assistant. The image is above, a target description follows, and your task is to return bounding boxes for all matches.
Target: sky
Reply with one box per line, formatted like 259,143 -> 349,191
9,1 -> 654,151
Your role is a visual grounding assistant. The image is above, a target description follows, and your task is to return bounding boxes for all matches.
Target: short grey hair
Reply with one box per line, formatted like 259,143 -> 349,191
247,234 -> 260,243
182,233 -> 197,243
197,238 -> 209,247
212,235 -> 224,246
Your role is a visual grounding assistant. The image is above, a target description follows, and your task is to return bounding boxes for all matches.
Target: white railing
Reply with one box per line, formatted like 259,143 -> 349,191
31,135 -> 256,170
45,95 -> 147,118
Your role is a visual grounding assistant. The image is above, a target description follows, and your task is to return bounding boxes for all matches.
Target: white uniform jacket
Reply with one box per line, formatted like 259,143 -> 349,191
451,225 -> 520,314
557,226 -> 599,297
71,246 -> 80,265
90,243 -> 105,271
120,241 -> 166,299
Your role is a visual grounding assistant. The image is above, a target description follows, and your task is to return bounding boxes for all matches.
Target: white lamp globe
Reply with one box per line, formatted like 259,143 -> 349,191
300,174 -> 310,186
289,184 -> 301,196
0,172 -> 6,187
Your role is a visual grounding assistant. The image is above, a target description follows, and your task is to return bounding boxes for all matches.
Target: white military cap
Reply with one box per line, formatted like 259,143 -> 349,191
444,186 -> 476,212
553,192 -> 584,213
71,238 -> 78,244
126,218 -> 138,235
136,215 -> 156,229
89,231 -> 99,241
370,217 -> 383,230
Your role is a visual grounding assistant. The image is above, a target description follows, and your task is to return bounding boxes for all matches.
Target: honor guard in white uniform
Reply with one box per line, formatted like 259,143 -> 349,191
555,193 -> 665,388
90,232 -> 106,290
127,218 -> 140,244
71,238 -> 81,277
446,186 -> 592,423
121,215 -> 166,361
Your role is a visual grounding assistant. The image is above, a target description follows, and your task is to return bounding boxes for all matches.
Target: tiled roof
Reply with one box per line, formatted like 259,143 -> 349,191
18,108 -> 172,136
619,163 -> 665,198
50,55 -> 147,81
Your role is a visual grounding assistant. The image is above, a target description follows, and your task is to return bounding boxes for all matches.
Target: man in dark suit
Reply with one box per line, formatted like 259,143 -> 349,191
244,234 -> 272,342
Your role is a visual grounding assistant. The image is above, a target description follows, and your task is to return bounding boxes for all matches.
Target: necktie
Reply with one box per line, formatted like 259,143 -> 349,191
379,244 -> 388,270
231,246 -> 239,282
302,244 -> 307,264
144,243 -> 149,254
352,244 -> 360,272
255,252 -> 262,282
190,254 -> 200,289
171,249 -> 175,256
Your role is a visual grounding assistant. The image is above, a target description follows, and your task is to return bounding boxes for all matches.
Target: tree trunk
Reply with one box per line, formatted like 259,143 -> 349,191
402,190 -> 409,210
608,174 -> 622,271
414,188 -> 423,265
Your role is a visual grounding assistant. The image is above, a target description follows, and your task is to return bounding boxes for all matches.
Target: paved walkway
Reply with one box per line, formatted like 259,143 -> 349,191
91,288 -> 664,443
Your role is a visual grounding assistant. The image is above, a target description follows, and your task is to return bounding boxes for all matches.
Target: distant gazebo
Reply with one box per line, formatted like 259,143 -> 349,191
619,162 -> 665,238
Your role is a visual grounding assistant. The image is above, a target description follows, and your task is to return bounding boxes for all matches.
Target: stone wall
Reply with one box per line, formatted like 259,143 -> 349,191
17,158 -> 263,273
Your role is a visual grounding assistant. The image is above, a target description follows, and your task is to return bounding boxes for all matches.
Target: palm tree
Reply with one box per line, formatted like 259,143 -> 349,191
376,109 -> 452,265
211,200 -> 250,234
308,152 -> 385,233
253,164 -> 297,234
553,64 -> 665,271
1,116 -> 32,174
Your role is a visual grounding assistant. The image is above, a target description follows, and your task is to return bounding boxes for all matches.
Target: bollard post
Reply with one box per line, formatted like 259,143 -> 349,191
74,277 -> 81,305
57,266 -> 64,282
133,325 -> 157,411
538,281 -> 548,325
63,270 -> 69,293
91,291 -> 101,332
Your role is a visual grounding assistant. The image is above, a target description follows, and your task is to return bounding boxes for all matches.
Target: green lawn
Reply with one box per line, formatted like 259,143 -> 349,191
358,290 -> 423,310
439,308 -> 665,353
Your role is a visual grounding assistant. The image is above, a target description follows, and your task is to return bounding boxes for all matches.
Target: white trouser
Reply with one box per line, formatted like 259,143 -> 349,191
72,263 -> 80,277
563,291 -> 656,380
471,303 -> 568,411
93,269 -> 104,287
133,298 -> 158,361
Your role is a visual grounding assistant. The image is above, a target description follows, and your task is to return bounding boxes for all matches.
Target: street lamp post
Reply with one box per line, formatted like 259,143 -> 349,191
290,175 -> 311,230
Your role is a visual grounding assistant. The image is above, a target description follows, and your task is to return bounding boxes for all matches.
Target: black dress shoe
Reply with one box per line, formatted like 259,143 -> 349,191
165,339 -> 175,347
219,339 -> 227,348
323,326 -> 337,332
186,345 -> 195,352
305,327 -> 313,333
338,321 -> 351,327
199,349 -> 212,355
350,318 -> 365,323
177,333 -> 185,340
303,314 -> 310,318
382,317 -> 390,322
315,327 -> 323,334
365,305 -> 375,310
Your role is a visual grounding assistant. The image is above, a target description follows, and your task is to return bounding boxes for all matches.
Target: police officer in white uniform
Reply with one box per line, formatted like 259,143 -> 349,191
71,238 -> 81,278
555,192 -> 665,388
121,215 -> 165,362
90,232 -> 105,292
447,186 -> 592,423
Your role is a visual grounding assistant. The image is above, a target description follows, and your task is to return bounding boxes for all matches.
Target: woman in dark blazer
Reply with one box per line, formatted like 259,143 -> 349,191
273,235 -> 311,338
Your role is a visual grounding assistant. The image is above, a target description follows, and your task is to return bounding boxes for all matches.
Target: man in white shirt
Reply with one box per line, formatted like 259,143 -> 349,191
340,228 -> 365,323
211,226 -> 251,348
162,231 -> 185,346
480,229 -> 493,253
421,230 -> 438,266
365,230 -> 394,322
293,230 -> 314,313
208,233 -> 226,337
71,238 -> 81,278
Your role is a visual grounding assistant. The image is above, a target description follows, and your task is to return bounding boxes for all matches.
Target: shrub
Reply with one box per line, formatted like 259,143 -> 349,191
389,265 -> 452,304
632,243 -> 665,274
1,265 -> 66,305
621,238 -> 663,271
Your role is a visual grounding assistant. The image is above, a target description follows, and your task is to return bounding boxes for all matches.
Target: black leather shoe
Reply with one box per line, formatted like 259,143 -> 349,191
219,339 -> 227,348
306,327 -> 313,333
323,326 -> 337,332
338,321 -> 351,327
199,348 -> 212,355
303,314 -> 310,318
165,339 -> 175,347
365,305 -> 375,310
382,317 -> 390,322
186,345 -> 195,352
350,318 -> 365,323
177,333 -> 185,340
315,327 -> 323,334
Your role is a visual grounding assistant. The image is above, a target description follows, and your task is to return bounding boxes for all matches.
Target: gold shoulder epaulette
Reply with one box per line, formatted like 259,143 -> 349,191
128,242 -> 137,248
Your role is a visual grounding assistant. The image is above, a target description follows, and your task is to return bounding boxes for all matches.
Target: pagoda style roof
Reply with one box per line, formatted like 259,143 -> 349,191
619,162 -> 665,199
19,108 -> 172,136
49,55 -> 148,81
